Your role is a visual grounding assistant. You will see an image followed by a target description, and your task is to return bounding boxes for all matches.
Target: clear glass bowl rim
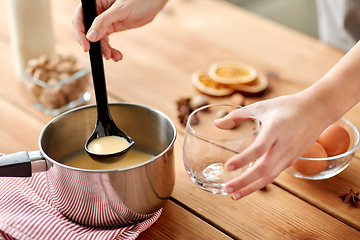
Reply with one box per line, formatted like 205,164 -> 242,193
185,103 -> 261,142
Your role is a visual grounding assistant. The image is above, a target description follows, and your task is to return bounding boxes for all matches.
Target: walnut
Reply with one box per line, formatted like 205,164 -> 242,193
58,72 -> 71,80
27,58 -> 40,68
33,68 -> 49,82
61,54 -> 77,64
46,54 -> 62,71
63,81 -> 78,102
39,79 -> 66,109
56,61 -> 74,73
37,54 -> 50,66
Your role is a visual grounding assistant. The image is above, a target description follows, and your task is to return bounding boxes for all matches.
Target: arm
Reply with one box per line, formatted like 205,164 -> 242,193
215,40 -> 360,200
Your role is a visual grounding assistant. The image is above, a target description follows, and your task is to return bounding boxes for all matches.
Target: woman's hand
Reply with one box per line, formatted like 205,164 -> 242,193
72,0 -> 168,61
214,94 -> 328,200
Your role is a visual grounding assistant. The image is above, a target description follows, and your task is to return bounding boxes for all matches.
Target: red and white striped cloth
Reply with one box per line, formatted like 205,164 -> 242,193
0,153 -> 161,240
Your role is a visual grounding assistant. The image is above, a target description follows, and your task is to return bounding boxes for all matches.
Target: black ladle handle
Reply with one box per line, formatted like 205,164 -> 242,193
81,0 -> 110,123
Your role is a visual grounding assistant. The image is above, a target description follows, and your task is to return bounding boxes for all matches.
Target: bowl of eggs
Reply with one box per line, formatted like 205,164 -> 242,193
286,118 -> 360,180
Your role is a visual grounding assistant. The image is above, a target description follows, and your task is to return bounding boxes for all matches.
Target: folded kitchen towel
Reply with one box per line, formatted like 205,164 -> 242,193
0,153 -> 161,240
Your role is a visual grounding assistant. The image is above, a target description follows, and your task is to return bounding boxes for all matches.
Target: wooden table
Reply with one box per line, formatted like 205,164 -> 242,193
1,0 -> 360,239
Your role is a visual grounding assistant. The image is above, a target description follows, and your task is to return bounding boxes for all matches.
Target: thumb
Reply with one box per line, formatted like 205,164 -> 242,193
214,115 -> 237,130
214,108 -> 257,130
86,4 -> 127,42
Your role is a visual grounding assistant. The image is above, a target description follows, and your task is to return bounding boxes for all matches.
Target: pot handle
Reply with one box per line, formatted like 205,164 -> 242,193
0,150 -> 46,177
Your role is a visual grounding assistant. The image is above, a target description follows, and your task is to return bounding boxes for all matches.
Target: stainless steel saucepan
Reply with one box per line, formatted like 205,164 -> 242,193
0,103 -> 177,228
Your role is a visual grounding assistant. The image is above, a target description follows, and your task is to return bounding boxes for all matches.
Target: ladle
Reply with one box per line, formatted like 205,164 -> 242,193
81,0 -> 134,163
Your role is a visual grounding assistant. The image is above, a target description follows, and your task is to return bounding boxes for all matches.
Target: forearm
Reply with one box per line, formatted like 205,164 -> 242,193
299,40 -> 360,127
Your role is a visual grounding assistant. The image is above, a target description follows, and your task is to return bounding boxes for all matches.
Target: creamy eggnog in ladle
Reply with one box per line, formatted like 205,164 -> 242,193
64,149 -> 153,170
87,136 -> 131,154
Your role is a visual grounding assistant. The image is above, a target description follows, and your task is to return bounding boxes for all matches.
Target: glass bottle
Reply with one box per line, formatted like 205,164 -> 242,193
7,0 -> 54,80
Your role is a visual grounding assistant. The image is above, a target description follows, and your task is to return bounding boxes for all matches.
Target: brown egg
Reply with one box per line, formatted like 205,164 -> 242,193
292,142 -> 328,176
317,124 -> 350,157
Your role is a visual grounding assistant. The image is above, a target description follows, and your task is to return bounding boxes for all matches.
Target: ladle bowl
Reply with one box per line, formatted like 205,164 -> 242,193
85,118 -> 135,163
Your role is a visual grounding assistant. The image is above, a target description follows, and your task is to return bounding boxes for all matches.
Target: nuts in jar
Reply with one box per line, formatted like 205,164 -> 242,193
23,54 -> 91,115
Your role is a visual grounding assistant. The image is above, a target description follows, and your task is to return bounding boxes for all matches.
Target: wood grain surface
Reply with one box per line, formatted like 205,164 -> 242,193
1,0 -> 360,239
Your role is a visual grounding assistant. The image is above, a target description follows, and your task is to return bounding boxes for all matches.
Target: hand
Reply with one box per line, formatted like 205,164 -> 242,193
72,0 -> 168,61
214,94 -> 329,200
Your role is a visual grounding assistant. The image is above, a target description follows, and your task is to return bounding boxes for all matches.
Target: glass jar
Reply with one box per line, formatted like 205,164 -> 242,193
7,0 -> 54,80
22,54 -> 92,116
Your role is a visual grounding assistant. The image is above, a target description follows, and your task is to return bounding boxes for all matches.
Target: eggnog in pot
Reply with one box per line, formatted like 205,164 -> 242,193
64,150 -> 154,170
7,0 -> 54,80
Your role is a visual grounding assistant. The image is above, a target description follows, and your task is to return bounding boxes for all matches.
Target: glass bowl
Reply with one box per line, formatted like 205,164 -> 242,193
22,55 -> 91,116
285,118 -> 360,180
183,104 -> 260,194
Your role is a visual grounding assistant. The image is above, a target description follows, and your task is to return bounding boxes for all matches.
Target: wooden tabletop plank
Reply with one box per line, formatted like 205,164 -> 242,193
276,157 -> 360,231
137,201 -> 233,240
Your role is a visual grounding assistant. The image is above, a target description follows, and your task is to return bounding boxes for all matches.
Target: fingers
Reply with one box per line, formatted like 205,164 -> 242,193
72,3 -> 123,61
214,116 -> 236,130
224,141 -> 292,200
215,108 -> 258,130
224,156 -> 280,200
223,123 -> 300,200
215,107 -> 281,199
101,36 -> 123,61
72,4 -> 90,52
227,173 -> 276,201
110,48 -> 123,62
220,119 -> 286,200
224,125 -> 277,171
100,41 -> 123,62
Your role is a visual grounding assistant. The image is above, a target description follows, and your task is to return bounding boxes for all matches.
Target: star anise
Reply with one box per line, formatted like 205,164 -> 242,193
176,97 -> 194,126
339,189 -> 360,204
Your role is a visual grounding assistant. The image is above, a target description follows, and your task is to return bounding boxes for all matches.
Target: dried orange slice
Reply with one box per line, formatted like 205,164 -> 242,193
230,71 -> 268,94
209,61 -> 257,84
191,69 -> 235,96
